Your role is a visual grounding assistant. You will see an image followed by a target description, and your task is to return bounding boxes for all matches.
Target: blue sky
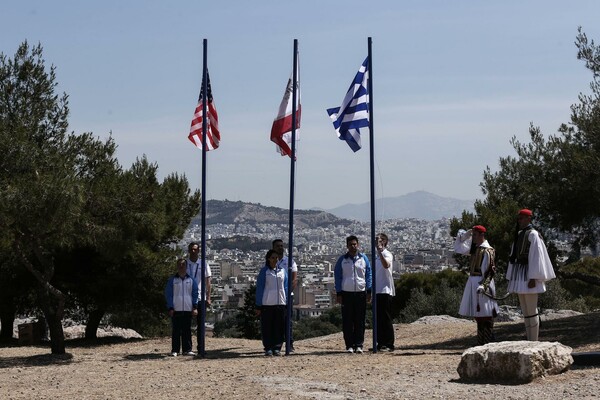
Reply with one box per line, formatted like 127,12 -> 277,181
3,1 -> 600,212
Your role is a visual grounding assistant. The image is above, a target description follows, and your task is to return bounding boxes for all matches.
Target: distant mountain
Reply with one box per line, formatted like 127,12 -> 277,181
327,191 -> 475,221
192,199 -> 353,227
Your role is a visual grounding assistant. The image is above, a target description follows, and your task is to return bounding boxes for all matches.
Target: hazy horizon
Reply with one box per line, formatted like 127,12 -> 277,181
3,1 -> 599,209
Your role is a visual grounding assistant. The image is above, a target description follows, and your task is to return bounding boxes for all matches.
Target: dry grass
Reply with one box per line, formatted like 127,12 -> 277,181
1,313 -> 599,399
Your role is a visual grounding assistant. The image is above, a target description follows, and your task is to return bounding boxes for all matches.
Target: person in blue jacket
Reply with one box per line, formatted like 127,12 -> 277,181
335,235 -> 372,354
165,258 -> 199,356
255,249 -> 288,356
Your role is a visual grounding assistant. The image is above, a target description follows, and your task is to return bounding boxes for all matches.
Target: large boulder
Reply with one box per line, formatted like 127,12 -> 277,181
457,341 -> 573,383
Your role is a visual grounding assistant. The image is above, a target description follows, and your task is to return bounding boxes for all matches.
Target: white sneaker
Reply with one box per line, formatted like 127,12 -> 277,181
171,352 -> 178,357
346,347 -> 354,353
355,347 -> 363,354
184,351 -> 196,356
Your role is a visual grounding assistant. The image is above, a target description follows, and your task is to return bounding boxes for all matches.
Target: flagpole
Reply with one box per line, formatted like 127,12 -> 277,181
199,38 -> 208,358
286,39 -> 298,356
367,37 -> 378,354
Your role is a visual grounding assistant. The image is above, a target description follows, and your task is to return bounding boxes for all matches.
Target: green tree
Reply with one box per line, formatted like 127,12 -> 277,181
55,157 -> 200,339
451,28 -> 600,294
293,306 -> 343,340
557,257 -> 600,309
213,313 -> 241,338
0,42 -> 96,354
392,269 -> 466,319
236,285 -> 260,340
98,163 -> 200,337
400,280 -> 464,323
0,250 -> 36,342
0,42 -> 201,351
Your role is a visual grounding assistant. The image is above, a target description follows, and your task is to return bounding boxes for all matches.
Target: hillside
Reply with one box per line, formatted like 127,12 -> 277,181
191,199 -> 353,227
328,190 -> 475,221
189,192 -> 473,227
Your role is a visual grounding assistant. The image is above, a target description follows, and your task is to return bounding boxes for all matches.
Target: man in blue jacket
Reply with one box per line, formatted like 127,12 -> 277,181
335,235 -> 372,354
165,258 -> 199,356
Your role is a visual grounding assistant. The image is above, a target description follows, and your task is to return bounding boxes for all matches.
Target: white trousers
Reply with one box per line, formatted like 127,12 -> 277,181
518,293 -> 539,341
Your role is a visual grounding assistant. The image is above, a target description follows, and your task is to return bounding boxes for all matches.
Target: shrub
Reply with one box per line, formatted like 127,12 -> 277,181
213,313 -> 242,338
399,280 -> 464,323
393,270 -> 466,319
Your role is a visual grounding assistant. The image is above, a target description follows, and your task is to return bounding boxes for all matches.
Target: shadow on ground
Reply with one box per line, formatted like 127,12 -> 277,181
398,312 -> 600,352
0,353 -> 74,369
3,312 -> 598,366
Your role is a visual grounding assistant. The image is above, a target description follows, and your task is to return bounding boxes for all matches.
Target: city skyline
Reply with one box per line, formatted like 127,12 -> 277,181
3,1 -> 600,209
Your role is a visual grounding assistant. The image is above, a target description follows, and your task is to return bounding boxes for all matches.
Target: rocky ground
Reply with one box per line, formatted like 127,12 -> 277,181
1,312 -> 599,399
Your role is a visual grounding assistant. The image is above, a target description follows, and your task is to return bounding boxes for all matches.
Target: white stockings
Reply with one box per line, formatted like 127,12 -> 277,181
518,293 -> 539,341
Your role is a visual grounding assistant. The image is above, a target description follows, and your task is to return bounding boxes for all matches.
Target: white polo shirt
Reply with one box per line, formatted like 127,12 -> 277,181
375,248 -> 395,296
277,256 -> 297,273
186,258 -> 212,301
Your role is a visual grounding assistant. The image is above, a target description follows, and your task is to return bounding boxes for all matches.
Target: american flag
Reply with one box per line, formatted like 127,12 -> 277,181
188,72 -> 220,151
326,57 -> 369,152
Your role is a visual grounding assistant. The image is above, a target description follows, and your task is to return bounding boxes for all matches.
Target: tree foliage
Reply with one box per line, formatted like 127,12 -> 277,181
293,307 -> 342,340
236,284 -> 261,340
56,158 -> 200,338
213,312 -> 241,338
0,41 -> 86,353
451,28 -> 600,295
400,280 -> 464,323
0,42 -> 200,351
392,269 -> 466,320
558,257 -> 600,309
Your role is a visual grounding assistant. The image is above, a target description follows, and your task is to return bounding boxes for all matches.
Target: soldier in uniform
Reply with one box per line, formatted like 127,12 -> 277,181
507,209 -> 556,341
454,225 -> 499,345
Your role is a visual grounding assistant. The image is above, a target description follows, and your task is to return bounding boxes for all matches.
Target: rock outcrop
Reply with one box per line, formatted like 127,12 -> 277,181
457,340 -> 573,383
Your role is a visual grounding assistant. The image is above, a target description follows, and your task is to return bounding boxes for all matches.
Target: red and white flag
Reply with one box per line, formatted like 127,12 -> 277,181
270,60 -> 301,158
188,72 -> 220,151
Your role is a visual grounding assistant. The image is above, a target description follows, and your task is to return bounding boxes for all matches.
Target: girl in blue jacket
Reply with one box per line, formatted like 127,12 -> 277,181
255,249 -> 288,356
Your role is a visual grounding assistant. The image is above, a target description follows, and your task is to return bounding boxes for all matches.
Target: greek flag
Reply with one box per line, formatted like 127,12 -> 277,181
326,57 -> 369,152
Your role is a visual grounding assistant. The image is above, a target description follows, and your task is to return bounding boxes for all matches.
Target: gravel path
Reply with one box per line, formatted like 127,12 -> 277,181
1,313 -> 599,399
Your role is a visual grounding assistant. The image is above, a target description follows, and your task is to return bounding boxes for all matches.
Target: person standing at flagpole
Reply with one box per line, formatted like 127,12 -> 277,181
335,235 -> 372,354
454,225 -> 499,345
270,43 -> 300,355
256,250 -> 288,356
187,56 -> 220,357
507,209 -> 556,341
374,233 -> 395,352
186,242 -> 211,353
327,52 -> 379,352
272,239 -> 298,352
165,259 -> 199,357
